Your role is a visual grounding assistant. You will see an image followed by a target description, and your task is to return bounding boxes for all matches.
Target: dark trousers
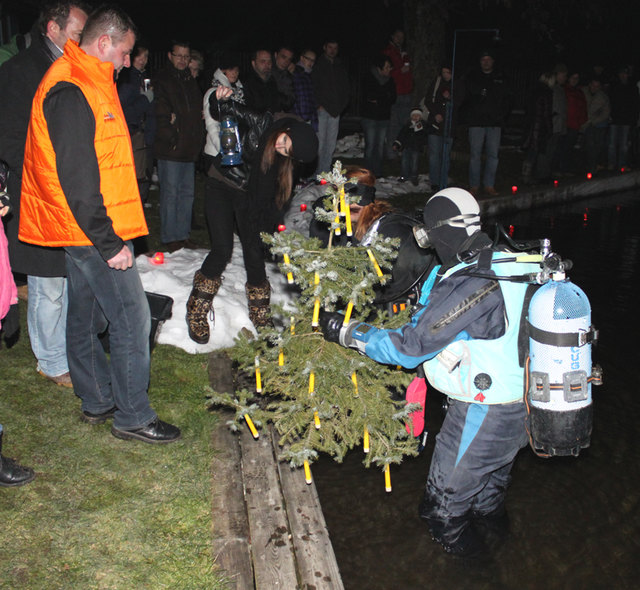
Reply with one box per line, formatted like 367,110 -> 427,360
201,177 -> 266,286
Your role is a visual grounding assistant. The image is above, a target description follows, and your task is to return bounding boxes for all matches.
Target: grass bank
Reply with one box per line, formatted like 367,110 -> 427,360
0,301 -> 227,589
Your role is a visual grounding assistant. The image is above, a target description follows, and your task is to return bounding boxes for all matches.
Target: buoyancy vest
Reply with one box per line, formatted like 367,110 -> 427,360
421,251 -> 540,405
19,40 -> 147,247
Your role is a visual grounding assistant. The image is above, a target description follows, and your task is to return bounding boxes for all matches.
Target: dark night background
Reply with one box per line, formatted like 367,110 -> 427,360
2,0 -> 639,73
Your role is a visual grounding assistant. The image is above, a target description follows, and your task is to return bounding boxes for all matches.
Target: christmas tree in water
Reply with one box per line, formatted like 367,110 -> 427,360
208,161 -> 420,489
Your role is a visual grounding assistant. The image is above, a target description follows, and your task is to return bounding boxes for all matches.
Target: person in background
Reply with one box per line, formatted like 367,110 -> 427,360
421,65 -> 453,192
361,54 -> 396,178
564,69 -> 587,172
458,49 -> 512,197
549,64 -> 568,176
1,184 -> 35,487
607,66 -> 639,171
392,107 -> 428,186
312,39 -> 349,176
272,45 -> 296,111
383,29 -> 414,160
153,40 -> 205,252
117,44 -> 154,204
292,49 -> 318,131
0,0 -> 89,388
581,76 -> 610,173
521,71 -> 555,184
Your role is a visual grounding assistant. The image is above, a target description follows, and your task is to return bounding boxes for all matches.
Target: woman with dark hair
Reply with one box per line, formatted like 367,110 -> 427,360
186,87 -> 318,342
361,55 -> 396,177
309,165 -> 437,308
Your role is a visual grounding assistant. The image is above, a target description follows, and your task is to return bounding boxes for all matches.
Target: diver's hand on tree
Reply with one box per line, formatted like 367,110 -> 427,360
319,311 -> 344,343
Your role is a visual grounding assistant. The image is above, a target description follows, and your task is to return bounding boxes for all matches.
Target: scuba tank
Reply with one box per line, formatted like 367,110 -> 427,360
526,243 -> 602,457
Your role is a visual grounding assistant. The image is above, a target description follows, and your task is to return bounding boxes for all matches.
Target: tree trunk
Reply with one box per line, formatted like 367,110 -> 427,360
404,0 -> 449,103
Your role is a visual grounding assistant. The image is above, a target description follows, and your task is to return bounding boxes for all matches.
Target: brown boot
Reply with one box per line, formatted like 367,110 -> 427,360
186,271 -> 222,344
245,280 -> 273,328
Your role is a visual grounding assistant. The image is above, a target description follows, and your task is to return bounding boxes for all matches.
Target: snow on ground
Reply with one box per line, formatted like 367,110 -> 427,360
140,133 -> 433,354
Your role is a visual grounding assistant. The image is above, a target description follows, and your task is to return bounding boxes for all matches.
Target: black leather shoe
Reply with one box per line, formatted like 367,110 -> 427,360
81,406 -> 117,425
111,418 -> 181,444
0,455 -> 35,487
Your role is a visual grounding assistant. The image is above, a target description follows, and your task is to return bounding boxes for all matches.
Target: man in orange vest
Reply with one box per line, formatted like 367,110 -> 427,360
19,6 -> 180,444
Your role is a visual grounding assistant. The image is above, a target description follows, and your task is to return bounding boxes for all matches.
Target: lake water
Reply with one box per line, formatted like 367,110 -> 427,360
313,190 -> 640,590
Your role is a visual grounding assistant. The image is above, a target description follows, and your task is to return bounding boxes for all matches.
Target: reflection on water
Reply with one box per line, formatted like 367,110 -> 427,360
313,191 -> 640,589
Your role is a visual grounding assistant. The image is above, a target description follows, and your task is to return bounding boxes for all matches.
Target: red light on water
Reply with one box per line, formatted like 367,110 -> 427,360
587,172 -> 593,179
511,185 -> 518,194
554,179 -> 559,187
508,225 -> 515,237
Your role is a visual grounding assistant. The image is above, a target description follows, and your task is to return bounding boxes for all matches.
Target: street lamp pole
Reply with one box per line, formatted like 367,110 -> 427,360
440,28 -> 500,189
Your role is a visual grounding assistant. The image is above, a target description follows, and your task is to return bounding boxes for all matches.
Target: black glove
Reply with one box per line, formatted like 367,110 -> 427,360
318,311 -> 343,343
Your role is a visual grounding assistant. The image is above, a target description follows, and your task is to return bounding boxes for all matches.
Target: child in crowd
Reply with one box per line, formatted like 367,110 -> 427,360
392,108 -> 428,185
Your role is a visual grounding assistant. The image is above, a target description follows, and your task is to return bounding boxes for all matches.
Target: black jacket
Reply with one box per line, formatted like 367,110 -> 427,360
361,68 -> 396,121
0,31 -> 66,277
243,69 -> 293,114
152,64 -> 204,161
458,67 -> 512,127
312,54 -> 350,117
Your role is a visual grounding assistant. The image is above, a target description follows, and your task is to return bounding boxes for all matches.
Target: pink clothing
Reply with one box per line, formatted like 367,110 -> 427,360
0,220 -> 17,329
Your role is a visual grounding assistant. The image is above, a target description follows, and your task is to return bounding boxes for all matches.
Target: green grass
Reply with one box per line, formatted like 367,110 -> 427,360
0,302 -> 227,589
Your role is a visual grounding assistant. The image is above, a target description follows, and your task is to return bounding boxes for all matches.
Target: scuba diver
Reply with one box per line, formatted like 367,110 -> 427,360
320,187 -> 598,557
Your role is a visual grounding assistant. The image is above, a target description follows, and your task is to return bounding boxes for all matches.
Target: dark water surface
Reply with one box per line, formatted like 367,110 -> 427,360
312,190 -> 640,590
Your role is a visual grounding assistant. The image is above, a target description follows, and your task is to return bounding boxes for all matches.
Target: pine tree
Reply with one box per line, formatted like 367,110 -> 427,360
208,162 -> 422,486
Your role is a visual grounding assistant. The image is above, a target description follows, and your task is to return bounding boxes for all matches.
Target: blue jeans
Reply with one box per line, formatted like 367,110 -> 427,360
401,148 -> 420,180
608,124 -> 630,170
157,159 -> 195,243
315,108 -> 339,176
361,118 -> 388,177
27,275 -> 68,377
419,399 -> 528,550
428,134 -> 452,188
64,244 -> 156,429
387,94 -> 413,158
468,126 -> 501,188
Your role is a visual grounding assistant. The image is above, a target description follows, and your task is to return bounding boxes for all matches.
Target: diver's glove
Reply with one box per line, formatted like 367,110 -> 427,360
319,311 -> 368,352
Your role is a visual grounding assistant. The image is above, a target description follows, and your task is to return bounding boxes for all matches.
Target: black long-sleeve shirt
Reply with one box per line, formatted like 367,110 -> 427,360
43,82 -> 124,261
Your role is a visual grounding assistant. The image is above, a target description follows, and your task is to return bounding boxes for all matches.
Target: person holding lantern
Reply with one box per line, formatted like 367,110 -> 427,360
186,86 -> 318,341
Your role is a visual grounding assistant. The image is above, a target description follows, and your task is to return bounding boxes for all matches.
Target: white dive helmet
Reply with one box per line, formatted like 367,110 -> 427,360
414,188 -> 481,252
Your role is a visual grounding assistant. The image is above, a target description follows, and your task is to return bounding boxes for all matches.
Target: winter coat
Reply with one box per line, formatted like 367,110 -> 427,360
361,67 -> 396,121
153,63 -> 204,161
382,41 -> 413,95
0,30 -> 66,277
243,68 -> 292,114
522,82 -> 553,152
394,120 -> 428,152
459,67 -> 512,127
312,53 -> 350,117
565,84 -> 587,131
422,74 -> 453,135
582,86 -> 610,128
203,68 -> 245,157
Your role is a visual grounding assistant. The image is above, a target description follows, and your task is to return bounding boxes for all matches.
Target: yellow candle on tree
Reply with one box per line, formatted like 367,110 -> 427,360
351,371 -> 359,397
254,356 -> 262,393
367,249 -> 384,277
363,426 -> 370,453
384,464 -> 392,492
311,272 -> 320,327
244,414 -> 259,439
314,411 -> 321,429
283,253 -> 294,284
343,301 -> 354,325
303,460 -> 312,484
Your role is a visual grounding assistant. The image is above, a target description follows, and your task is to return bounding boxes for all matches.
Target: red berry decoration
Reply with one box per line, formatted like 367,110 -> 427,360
300,203 -> 307,212
320,179 -> 327,185
277,224 -> 286,232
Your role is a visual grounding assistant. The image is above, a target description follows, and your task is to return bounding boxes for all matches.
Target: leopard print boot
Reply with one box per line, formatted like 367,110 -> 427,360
186,271 -> 222,344
245,280 -> 273,328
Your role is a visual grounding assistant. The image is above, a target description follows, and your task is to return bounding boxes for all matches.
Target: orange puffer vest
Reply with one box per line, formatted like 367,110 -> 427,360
20,41 -> 147,247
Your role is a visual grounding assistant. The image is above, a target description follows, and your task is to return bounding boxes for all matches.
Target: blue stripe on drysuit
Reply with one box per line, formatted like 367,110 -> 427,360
456,404 -> 489,467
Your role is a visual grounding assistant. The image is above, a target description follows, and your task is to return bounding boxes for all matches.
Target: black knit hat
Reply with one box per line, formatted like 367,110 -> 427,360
285,121 -> 319,163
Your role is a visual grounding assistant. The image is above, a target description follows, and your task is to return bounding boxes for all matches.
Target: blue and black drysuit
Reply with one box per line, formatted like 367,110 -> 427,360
353,249 -> 539,553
